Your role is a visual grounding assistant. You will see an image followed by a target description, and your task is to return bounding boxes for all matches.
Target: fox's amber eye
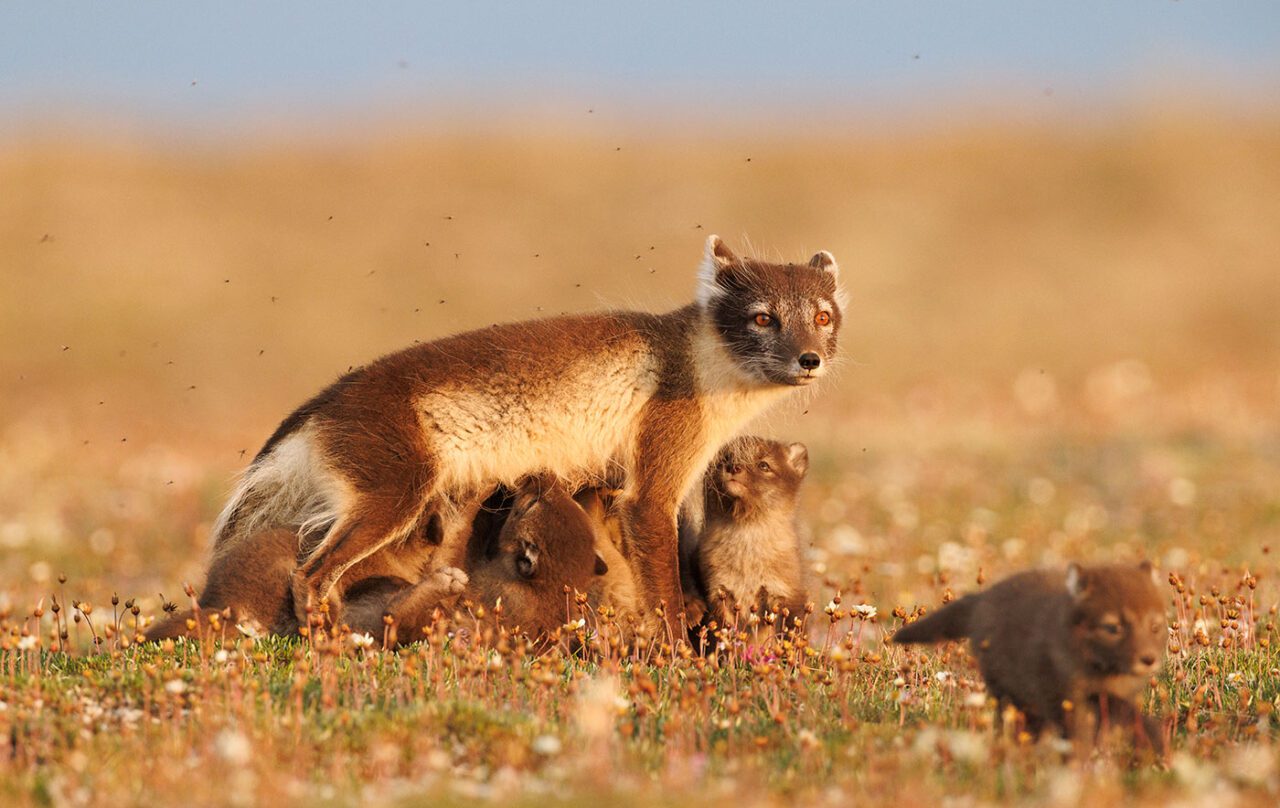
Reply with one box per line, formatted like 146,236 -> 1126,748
815,311 -> 831,326
757,461 -> 773,473
753,313 -> 774,327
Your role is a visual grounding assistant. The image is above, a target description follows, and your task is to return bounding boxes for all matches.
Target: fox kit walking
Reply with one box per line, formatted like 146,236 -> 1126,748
893,562 -> 1168,750
212,236 -> 844,629
688,436 -> 810,628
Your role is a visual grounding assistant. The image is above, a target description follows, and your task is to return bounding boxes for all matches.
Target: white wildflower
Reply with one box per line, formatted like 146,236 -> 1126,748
215,729 -> 253,766
350,632 -> 376,650
531,735 -> 562,756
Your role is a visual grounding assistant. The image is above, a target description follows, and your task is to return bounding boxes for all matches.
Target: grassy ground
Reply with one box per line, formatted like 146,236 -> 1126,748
2,112 -> 1279,805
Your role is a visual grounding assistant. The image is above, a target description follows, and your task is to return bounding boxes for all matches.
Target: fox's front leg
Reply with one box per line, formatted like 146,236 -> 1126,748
623,402 -> 704,635
620,496 -> 682,631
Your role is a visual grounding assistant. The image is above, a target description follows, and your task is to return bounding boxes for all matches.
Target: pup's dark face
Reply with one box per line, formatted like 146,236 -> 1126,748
699,236 -> 844,387
712,436 -> 808,515
1067,562 -> 1167,697
494,477 -> 607,599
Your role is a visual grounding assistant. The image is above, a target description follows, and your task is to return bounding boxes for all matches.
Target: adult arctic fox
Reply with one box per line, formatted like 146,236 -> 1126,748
212,236 -> 844,630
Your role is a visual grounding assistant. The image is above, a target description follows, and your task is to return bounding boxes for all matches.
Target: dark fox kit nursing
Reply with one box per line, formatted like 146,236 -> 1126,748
344,476 -> 610,645
213,236 -> 843,628
689,436 -> 810,627
148,476 -> 609,645
893,562 -> 1168,748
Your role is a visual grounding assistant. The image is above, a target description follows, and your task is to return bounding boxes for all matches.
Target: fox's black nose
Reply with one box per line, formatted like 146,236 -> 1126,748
798,352 -> 822,370
1140,654 -> 1157,666
727,464 -> 742,475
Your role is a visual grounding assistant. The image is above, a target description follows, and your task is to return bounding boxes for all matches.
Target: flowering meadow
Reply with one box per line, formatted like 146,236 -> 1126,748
3,115 -> 1279,805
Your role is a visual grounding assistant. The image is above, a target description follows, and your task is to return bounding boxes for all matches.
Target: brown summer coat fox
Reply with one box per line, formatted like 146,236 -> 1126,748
893,562 -> 1168,749
210,236 -> 844,630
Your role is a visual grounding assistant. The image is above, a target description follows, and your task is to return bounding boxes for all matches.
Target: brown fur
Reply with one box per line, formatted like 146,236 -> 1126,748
151,476 -> 609,647
574,488 -> 641,622
688,436 -> 809,630
893,562 -> 1168,750
144,527 -> 301,640
213,236 -> 843,634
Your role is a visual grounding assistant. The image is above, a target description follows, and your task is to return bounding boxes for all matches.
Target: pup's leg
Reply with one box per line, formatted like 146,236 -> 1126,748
344,567 -> 469,646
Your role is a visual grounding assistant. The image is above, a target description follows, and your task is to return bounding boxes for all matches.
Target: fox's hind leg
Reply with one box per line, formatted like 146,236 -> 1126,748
293,491 -> 433,627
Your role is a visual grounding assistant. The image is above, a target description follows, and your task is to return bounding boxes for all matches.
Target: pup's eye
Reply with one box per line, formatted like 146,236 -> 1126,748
757,461 -> 773,473
1099,623 -> 1122,636
815,311 -> 831,326
753,313 -> 774,327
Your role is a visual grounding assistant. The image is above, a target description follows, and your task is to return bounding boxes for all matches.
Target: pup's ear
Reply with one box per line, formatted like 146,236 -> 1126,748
594,554 -> 609,576
1066,563 -> 1090,599
809,250 -> 838,278
1138,559 -> 1158,584
572,488 -> 606,522
785,442 -> 809,476
697,235 -> 740,306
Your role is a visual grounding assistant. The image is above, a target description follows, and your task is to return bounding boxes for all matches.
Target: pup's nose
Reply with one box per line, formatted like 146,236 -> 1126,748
798,352 -> 822,370
1140,654 -> 1157,667
727,464 -> 742,475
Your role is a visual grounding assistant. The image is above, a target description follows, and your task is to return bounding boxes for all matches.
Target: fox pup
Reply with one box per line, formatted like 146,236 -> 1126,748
686,436 -> 810,629
344,475 -> 610,645
147,476 -> 607,644
573,487 -> 641,622
212,235 -> 844,629
893,562 -> 1168,749
144,526 -> 301,640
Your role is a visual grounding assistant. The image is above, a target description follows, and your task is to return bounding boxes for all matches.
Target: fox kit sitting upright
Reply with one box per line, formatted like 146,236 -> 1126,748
688,436 -> 811,630
211,236 -> 844,630
893,562 -> 1168,751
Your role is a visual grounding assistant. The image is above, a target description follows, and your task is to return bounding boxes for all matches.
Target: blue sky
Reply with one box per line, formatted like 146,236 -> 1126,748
2,2 -> 1277,136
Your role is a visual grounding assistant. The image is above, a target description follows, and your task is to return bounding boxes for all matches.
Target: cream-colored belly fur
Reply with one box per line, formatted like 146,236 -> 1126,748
419,351 -> 657,490
701,519 -> 803,604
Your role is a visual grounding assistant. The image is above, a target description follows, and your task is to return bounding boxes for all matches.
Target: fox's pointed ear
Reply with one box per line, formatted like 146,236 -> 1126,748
786,442 -> 809,475
707,235 -> 738,268
1065,563 -> 1089,599
697,235 -> 739,306
594,554 -> 609,576
809,250 -> 838,278
572,488 -> 606,522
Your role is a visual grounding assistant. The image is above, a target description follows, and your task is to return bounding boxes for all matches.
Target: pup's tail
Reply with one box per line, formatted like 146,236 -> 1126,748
892,594 -> 979,644
143,609 -> 197,642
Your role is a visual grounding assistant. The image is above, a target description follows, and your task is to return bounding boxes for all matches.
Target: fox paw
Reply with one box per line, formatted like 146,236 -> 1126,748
682,594 -> 708,626
431,566 -> 469,594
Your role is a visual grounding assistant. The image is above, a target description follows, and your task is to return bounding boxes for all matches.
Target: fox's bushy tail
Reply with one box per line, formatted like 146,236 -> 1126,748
208,426 -> 344,557
892,594 -> 979,644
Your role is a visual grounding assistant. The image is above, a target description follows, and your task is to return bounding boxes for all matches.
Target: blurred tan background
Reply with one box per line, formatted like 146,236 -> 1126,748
4,113 -> 1277,446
